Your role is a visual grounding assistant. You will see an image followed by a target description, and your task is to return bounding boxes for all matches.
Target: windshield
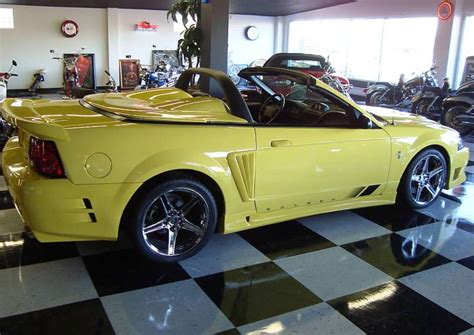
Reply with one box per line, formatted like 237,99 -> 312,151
251,74 -> 332,104
280,59 -> 323,70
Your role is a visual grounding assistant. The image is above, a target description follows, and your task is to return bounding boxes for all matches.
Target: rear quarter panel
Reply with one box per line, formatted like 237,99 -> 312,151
57,122 -> 257,219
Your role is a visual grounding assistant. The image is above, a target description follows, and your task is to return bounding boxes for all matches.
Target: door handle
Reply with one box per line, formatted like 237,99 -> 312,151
271,139 -> 292,148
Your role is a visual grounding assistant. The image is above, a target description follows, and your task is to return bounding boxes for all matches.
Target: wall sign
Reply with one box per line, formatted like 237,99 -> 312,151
61,20 -> 79,38
135,21 -> 159,32
437,1 -> 454,21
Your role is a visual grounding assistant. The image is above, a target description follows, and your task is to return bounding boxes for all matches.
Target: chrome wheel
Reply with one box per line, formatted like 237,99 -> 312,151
141,187 -> 209,256
409,154 -> 445,206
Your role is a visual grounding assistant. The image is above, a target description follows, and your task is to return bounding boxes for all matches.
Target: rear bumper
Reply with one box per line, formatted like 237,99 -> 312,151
2,137 -> 141,242
447,147 -> 469,189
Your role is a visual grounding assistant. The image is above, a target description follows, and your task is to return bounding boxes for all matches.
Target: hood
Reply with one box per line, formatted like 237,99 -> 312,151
365,106 -> 439,126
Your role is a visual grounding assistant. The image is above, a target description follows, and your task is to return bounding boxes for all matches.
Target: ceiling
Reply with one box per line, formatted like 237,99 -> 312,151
0,0 -> 354,16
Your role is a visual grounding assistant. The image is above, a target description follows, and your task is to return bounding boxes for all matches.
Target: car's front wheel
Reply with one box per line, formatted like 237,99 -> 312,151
131,177 -> 218,263
400,149 -> 447,209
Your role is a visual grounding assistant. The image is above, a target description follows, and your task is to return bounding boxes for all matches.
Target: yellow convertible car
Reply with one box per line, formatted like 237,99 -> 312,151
1,67 -> 469,262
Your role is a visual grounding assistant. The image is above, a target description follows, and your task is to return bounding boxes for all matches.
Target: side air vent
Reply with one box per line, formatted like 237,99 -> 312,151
358,185 -> 381,197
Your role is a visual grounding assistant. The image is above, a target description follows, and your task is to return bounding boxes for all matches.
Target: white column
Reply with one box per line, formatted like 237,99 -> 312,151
432,0 -> 465,85
107,8 -> 120,84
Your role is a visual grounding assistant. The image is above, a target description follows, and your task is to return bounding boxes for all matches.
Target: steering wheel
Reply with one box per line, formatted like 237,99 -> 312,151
312,102 -> 330,113
258,93 -> 286,124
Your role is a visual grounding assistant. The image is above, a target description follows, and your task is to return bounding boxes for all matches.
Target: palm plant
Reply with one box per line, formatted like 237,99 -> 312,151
167,0 -> 201,68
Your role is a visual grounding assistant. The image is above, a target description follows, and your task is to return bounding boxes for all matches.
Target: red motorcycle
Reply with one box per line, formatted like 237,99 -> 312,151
50,48 -> 86,98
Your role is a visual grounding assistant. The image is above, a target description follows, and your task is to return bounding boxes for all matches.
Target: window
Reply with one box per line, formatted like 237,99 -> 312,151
457,16 -> 474,86
0,8 -> 14,29
289,17 -> 438,82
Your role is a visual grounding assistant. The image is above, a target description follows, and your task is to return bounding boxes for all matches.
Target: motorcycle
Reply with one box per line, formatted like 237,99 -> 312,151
29,68 -> 47,95
365,64 -> 438,107
0,60 -> 18,101
410,77 -> 452,120
51,48 -> 85,98
440,81 -> 474,136
135,61 -> 183,90
72,70 -> 118,98
320,73 -> 352,99
321,56 -> 352,97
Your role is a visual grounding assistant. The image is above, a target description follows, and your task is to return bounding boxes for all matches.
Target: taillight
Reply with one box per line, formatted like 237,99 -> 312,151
29,137 -> 65,178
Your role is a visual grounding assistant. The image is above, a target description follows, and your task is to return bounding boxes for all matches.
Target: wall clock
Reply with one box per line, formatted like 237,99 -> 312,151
61,20 -> 79,38
245,26 -> 259,41
437,1 -> 454,21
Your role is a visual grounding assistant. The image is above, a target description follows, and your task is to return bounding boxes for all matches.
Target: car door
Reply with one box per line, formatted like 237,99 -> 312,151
253,90 -> 391,213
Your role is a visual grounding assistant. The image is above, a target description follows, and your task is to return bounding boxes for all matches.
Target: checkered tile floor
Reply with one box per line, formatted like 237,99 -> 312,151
0,144 -> 473,335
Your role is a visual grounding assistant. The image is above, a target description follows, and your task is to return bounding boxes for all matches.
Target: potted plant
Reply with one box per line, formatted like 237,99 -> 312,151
167,0 -> 201,68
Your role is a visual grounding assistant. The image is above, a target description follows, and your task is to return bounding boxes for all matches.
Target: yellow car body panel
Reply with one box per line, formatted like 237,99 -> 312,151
0,78 -> 469,242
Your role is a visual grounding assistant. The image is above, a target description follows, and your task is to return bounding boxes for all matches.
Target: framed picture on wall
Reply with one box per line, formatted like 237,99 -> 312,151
119,59 -> 140,90
64,53 -> 96,89
152,50 -> 181,68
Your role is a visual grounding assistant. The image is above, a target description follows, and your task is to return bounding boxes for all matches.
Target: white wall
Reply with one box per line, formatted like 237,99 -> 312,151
228,14 -> 276,66
0,5 -> 277,90
117,9 -> 181,66
0,5 -> 108,90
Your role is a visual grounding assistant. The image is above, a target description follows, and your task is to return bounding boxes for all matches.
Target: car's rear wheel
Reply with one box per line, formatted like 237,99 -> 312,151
400,149 -> 447,209
131,178 -> 218,263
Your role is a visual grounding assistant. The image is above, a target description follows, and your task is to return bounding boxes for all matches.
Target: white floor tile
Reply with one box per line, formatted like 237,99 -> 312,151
239,302 -> 364,335
180,233 -> 270,278
102,279 -> 233,335
298,211 -> 391,245
0,258 -> 97,318
0,208 -> 24,235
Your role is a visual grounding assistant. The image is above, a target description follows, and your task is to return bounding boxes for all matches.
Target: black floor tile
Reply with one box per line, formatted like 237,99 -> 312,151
195,261 -> 321,327
329,281 -> 471,335
216,329 -> 241,335
0,299 -> 114,335
82,249 -> 190,296
455,218 -> 474,234
457,256 -> 474,270
353,205 -> 437,231
0,191 -> 14,210
238,220 -> 335,260
342,233 -> 450,278
0,233 -> 79,270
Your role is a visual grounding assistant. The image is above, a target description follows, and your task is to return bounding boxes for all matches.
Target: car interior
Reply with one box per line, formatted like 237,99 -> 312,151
178,70 -> 372,129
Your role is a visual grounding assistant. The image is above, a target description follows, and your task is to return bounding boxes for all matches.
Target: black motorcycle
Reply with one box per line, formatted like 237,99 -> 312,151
410,77 -> 451,120
440,81 -> 474,135
365,65 -> 438,107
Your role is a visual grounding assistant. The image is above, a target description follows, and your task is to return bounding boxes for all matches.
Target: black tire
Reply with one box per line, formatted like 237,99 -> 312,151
411,99 -> 430,116
399,149 -> 447,209
367,92 -> 381,106
130,177 -> 218,263
441,105 -> 471,136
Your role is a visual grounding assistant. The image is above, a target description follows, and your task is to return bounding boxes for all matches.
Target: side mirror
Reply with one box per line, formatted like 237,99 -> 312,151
152,44 -> 157,49
50,49 -> 55,54
12,60 -> 17,66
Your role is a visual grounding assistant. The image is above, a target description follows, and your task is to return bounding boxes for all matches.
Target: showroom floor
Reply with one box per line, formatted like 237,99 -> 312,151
0,139 -> 472,335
